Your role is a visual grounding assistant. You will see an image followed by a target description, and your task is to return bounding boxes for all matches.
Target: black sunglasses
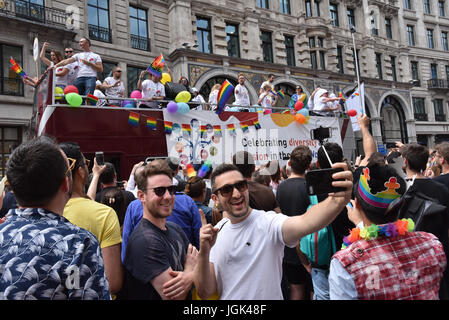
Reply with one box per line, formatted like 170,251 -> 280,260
115,70 -> 122,73
65,51 -> 73,53
147,185 -> 176,197
213,180 -> 248,197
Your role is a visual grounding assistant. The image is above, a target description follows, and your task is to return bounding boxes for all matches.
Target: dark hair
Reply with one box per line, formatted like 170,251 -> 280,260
100,162 -> 116,185
101,188 -> 126,226
185,176 -> 206,198
252,170 -> 271,186
435,142 -> 449,163
317,143 -> 343,168
51,50 -> 64,63
59,142 -> 83,179
80,37 -> 91,46
290,146 -> 312,174
386,151 -> 402,164
268,73 -> 275,78
6,135 -> 68,207
167,157 -> 180,173
232,151 -> 255,178
211,163 -> 241,190
135,159 -> 173,191
267,160 -> 281,184
355,163 -> 406,225
367,152 -> 386,166
401,143 -> 429,172
280,165 -> 288,180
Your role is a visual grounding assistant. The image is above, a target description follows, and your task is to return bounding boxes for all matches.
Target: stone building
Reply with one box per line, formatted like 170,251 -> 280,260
1,0 -> 449,175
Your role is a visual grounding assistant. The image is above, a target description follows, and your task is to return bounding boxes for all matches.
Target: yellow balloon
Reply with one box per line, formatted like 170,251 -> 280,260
55,86 -> 64,100
160,73 -> 171,85
175,90 -> 191,103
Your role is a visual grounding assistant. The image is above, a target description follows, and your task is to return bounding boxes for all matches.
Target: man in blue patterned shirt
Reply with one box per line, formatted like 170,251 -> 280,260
0,136 -> 110,300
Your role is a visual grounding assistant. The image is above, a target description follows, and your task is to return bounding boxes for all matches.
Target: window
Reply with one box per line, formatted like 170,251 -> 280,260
385,18 -> 393,39
284,35 -> 295,66
404,0 -> 412,10
261,31 -> 273,63
309,37 -> 316,48
319,51 -> 326,70
127,65 -> 146,93
376,52 -> 383,79
434,99 -> 446,121
347,8 -> 355,29
431,63 -> 438,79
390,56 -> 397,82
196,17 -> 212,54
330,3 -> 339,27
439,1 -> 446,16
310,51 -> 318,69
318,37 -> 324,48
407,25 -> 415,46
427,29 -> 434,49
443,32 -> 449,51
446,65 -> 449,81
226,23 -> 240,58
413,97 -> 427,121
280,0 -> 291,14
1,44 -> 23,96
88,0 -> 111,43
315,0 -> 321,16
15,0 -> 45,23
424,0 -> 431,14
371,16 -> 378,36
0,127 -> 21,178
257,0 -> 269,9
305,0 -> 313,17
411,61 -> 420,84
130,6 -> 150,51
337,46 -> 344,74
98,62 -> 117,82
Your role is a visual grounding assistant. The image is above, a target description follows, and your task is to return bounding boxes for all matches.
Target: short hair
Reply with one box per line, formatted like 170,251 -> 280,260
367,152 -> 386,166
268,73 -> 275,78
136,159 -> 173,191
100,162 -> 116,185
59,142 -> 83,179
101,188 -> 126,226
252,170 -> 271,186
386,151 -> 402,164
401,143 -> 429,172
237,73 -> 245,78
232,151 -> 255,178
184,176 -> 206,198
6,135 -> 68,207
436,142 -> 449,163
290,146 -> 312,175
80,37 -> 91,46
211,163 -> 241,190
317,143 -> 343,169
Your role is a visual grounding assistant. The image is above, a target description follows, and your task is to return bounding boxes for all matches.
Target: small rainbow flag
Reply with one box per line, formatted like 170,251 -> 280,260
146,116 -> 157,130
182,124 -> 191,137
253,119 -> 261,130
186,164 -> 196,178
338,91 -> 348,100
216,80 -> 234,114
200,125 -> 207,138
10,57 -> 27,78
227,123 -> 236,135
147,54 -> 165,78
213,125 -> 222,138
128,112 -> 140,127
277,90 -> 285,99
87,94 -> 98,105
164,121 -> 173,134
240,122 -> 249,133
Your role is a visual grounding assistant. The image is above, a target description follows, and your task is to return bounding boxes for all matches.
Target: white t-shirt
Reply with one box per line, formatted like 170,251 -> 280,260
234,84 -> 250,107
260,81 -> 274,92
54,65 -> 69,87
103,76 -> 125,105
66,61 -> 79,85
192,94 -> 206,110
209,209 -> 292,300
208,90 -> 219,111
258,92 -> 275,110
140,79 -> 165,108
72,51 -> 102,78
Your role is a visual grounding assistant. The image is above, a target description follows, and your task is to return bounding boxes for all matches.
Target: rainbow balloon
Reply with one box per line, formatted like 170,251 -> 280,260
216,80 -> 234,114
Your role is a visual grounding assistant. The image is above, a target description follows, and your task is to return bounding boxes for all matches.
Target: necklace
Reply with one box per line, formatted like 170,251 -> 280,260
342,218 -> 415,250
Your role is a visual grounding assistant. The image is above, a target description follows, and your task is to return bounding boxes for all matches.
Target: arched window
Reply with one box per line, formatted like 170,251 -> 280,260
199,76 -> 238,105
380,96 -> 408,144
274,83 -> 297,107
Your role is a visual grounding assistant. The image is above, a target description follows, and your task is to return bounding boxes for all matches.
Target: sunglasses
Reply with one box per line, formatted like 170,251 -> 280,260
65,51 -> 73,53
147,185 -> 176,197
115,70 -> 122,73
66,157 -> 77,175
213,180 -> 248,197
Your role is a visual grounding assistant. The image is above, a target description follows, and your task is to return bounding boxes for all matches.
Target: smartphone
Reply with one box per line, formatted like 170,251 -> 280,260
386,142 -> 397,149
95,151 -> 104,166
116,181 -> 124,188
310,127 -> 331,141
306,167 -> 345,195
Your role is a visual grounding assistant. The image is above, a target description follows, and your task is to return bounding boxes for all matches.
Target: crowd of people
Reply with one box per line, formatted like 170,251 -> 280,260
0,110 -> 449,300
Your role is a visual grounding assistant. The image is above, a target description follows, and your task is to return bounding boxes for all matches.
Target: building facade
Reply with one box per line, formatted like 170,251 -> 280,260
1,0 -> 449,175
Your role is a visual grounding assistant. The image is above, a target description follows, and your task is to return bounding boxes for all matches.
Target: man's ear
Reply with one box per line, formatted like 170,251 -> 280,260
211,193 -> 219,207
61,175 -> 70,193
137,189 -> 145,202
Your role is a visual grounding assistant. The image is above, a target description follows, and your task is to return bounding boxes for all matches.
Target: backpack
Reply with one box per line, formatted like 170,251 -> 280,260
299,195 -> 337,267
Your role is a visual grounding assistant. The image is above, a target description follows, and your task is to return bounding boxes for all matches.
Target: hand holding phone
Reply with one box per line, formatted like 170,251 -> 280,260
95,151 -> 104,166
305,167 -> 345,195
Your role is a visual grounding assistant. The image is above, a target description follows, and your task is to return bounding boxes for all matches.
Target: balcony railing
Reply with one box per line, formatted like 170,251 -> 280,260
428,78 -> 449,89
88,24 -> 112,43
435,114 -> 447,122
0,77 -> 24,96
0,0 -> 70,28
414,113 -> 428,121
131,35 -> 151,51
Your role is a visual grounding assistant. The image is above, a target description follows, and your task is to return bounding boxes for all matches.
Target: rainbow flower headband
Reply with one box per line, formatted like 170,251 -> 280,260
357,168 -> 402,210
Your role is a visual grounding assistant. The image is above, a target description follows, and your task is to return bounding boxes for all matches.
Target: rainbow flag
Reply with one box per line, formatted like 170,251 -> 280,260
240,122 -> 249,133
128,112 -> 140,127
338,91 -> 348,100
216,80 -> 234,114
147,54 -> 165,77
146,116 -> 157,130
253,119 -> 261,130
87,94 -> 98,105
164,121 -> 173,134
200,125 -> 207,138
213,125 -> 222,137
182,124 -> 191,137
277,90 -> 285,99
10,57 -> 27,78
226,123 -> 236,135
186,164 -> 196,178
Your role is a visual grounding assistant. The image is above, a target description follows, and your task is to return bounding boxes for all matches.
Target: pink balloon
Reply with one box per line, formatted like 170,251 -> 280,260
130,90 -> 142,99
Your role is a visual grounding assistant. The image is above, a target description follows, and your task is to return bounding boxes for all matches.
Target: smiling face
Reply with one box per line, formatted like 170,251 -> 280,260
139,174 -> 175,219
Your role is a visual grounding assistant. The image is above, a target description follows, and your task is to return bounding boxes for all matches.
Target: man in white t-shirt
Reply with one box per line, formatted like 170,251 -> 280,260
53,38 -> 103,97
233,73 -> 250,111
137,70 -> 165,109
64,47 -> 79,86
259,73 -> 275,94
312,89 -> 341,116
193,162 -> 353,300
103,66 -> 125,106
191,87 -> 205,110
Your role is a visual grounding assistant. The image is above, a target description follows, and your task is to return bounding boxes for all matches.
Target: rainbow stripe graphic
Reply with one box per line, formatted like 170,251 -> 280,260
87,94 -> 98,105
200,125 -> 207,138
10,57 -> 28,78
164,121 -> 173,134
277,90 -> 285,99
253,119 -> 261,130
146,116 -> 157,130
240,122 -> 249,133
226,123 -> 236,135
357,168 -> 401,209
128,112 -> 140,127
186,164 -> 196,178
213,125 -> 222,137
182,124 -> 191,137
216,80 -> 234,114
147,54 -> 165,77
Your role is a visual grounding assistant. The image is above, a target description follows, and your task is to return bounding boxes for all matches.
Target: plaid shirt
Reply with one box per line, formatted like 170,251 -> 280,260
333,231 -> 447,300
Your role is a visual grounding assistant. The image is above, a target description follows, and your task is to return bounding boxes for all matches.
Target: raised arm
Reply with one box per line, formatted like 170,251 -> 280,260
39,42 -> 52,67
358,114 -> 377,167
87,157 -> 106,200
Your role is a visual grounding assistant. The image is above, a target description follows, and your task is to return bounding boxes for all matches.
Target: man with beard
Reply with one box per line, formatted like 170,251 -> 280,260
60,142 -> 123,296
194,162 -> 353,300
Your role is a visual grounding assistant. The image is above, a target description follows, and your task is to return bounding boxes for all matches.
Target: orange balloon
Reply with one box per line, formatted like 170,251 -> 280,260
295,113 -> 306,124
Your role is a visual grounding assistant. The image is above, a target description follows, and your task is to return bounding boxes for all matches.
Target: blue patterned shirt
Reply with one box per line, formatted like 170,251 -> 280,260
0,208 -> 111,300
